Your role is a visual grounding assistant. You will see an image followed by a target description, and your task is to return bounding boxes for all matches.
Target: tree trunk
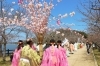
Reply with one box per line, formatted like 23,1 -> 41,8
2,43 -> 6,62
36,33 -> 44,57
0,44 -> 2,56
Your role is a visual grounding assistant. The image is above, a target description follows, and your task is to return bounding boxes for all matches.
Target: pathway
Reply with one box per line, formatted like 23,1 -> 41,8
68,46 -> 96,66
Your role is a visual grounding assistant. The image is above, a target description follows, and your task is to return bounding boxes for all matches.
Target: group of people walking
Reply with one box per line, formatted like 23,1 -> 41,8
11,38 -> 69,66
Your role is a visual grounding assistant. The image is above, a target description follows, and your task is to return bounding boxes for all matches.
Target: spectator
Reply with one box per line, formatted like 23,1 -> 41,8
11,40 -> 23,66
18,38 -> 41,66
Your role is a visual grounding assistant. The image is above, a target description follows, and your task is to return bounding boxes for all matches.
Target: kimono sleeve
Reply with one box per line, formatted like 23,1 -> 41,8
41,50 -> 48,66
59,49 -> 69,66
32,50 -> 41,64
11,49 -> 21,66
11,50 -> 17,66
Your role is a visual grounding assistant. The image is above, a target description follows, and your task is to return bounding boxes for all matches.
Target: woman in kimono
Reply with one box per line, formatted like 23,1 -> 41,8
18,39 -> 41,66
57,40 -> 69,66
69,41 -> 74,54
41,39 -> 62,66
11,40 -> 23,66
62,38 -> 70,57
74,42 -> 78,51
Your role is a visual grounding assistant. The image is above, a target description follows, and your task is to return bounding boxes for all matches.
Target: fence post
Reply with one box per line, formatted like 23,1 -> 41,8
95,44 -> 97,49
7,49 -> 10,56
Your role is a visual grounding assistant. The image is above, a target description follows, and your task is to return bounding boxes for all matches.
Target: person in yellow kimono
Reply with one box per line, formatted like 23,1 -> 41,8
18,39 -> 41,66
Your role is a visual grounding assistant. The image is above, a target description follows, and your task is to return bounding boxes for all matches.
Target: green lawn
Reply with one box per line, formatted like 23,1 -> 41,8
93,49 -> 100,66
0,56 -> 11,66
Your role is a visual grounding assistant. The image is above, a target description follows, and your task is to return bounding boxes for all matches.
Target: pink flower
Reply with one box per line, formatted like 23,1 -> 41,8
18,0 -> 23,4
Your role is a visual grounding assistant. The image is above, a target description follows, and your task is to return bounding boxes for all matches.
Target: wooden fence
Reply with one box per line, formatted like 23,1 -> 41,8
6,49 -> 14,56
0,49 -> 14,56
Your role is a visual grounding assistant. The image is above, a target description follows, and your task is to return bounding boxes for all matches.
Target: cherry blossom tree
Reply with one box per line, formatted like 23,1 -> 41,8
16,0 -> 63,56
0,1 -> 31,61
0,1 -> 22,61
0,0 -> 75,56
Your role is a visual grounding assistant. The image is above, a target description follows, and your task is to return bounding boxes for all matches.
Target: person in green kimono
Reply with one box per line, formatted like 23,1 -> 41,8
18,39 -> 41,66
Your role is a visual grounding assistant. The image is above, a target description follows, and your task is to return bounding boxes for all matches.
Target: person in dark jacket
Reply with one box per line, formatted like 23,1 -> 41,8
86,41 -> 92,54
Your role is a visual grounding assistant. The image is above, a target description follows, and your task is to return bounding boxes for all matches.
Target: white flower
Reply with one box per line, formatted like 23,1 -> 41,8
16,11 -> 19,13
11,8 -> 14,12
2,8 -> 5,12
38,2 -> 42,7
64,13 -> 68,17
57,0 -> 61,2
53,17 -> 56,20
8,12 -> 12,15
62,14 -> 67,18
12,2 -> 15,4
69,11 -> 75,17
72,11 -> 75,15
21,13 -> 23,15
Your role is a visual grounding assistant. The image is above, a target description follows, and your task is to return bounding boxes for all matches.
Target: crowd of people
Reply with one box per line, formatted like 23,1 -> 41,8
11,38 -> 91,66
11,38 -> 70,66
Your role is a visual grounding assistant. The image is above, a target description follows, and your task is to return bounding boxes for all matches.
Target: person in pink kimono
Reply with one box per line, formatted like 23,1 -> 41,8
41,39 -> 63,66
11,40 -> 24,66
57,40 -> 69,66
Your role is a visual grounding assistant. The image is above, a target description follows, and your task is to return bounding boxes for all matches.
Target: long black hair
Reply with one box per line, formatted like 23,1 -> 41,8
17,40 -> 23,50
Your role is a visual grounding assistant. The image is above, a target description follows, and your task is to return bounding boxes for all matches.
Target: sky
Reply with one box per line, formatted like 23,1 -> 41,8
4,0 -> 88,40
0,0 -> 90,49
7,0 -> 87,31
49,0 -> 87,31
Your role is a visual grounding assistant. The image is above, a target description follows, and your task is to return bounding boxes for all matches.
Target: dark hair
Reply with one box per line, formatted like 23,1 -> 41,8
26,39 -> 33,45
17,40 -> 23,50
26,39 -> 33,48
49,39 -> 56,46
18,40 -> 23,42
50,39 -> 55,43
57,40 -> 62,43
18,40 -> 23,44
57,40 -> 62,48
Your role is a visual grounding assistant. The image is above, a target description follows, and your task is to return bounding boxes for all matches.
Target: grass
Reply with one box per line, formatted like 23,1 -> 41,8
0,56 -> 11,66
93,49 -> 100,66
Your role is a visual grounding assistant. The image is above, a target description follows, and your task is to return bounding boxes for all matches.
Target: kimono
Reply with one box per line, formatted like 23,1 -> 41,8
18,45 -> 41,66
41,46 -> 62,66
58,46 -> 69,66
74,43 -> 78,51
11,48 -> 22,66
63,43 -> 70,57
